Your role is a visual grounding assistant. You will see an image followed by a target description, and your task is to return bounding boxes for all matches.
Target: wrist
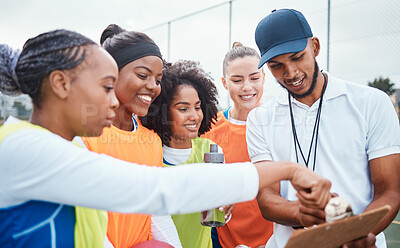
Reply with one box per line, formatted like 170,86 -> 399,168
293,202 -> 304,228
283,161 -> 297,181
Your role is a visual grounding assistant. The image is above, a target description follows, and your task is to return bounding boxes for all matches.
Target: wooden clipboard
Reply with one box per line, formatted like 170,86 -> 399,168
285,205 -> 391,248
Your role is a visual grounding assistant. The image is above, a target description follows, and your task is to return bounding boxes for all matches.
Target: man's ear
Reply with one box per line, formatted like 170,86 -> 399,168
221,77 -> 228,90
311,37 -> 320,57
48,70 -> 71,99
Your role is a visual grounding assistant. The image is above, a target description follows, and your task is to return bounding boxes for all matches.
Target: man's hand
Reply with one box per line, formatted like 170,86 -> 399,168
253,161 -> 332,227
341,232 -> 376,248
297,203 -> 326,227
297,193 -> 339,227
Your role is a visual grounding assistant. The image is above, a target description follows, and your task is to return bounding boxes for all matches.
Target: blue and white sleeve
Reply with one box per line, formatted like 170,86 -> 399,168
0,129 -> 259,215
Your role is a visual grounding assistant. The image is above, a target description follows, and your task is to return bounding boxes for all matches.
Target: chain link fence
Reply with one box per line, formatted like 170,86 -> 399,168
143,0 -> 400,109
1,0 -> 399,118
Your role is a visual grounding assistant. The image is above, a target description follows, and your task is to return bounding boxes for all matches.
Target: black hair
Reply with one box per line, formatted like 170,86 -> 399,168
141,60 -> 219,146
288,60 -> 319,99
222,41 -> 261,77
0,29 -> 96,107
100,24 -> 155,55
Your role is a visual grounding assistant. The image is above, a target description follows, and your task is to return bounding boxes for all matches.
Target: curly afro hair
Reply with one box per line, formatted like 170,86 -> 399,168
141,60 -> 219,146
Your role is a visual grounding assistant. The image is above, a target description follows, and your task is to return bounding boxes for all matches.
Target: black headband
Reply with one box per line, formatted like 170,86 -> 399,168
110,42 -> 162,69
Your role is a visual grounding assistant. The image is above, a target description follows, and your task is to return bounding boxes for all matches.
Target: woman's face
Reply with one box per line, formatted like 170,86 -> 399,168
115,55 -> 163,117
67,45 -> 119,137
168,85 -> 203,149
223,56 -> 264,111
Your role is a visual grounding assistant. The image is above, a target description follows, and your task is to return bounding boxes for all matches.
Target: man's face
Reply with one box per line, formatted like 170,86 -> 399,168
266,38 -> 320,100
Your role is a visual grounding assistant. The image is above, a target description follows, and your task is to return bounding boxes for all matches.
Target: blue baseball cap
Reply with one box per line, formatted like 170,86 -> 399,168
255,9 -> 313,68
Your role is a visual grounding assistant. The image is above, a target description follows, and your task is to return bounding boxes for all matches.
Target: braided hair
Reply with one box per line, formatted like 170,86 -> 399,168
141,60 -> 219,146
0,29 -> 96,107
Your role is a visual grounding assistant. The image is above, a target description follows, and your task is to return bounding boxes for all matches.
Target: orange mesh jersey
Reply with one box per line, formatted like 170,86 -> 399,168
203,110 -> 273,248
82,117 -> 163,248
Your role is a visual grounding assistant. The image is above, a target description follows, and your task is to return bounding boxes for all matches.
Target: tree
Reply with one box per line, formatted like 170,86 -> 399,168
368,76 -> 396,95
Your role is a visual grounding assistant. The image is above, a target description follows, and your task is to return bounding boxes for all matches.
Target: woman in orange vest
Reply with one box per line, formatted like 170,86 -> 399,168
80,24 -> 181,248
203,42 -> 273,248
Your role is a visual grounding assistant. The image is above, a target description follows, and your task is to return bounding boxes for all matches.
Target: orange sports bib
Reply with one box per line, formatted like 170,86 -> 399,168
203,111 -> 273,248
82,118 -> 163,248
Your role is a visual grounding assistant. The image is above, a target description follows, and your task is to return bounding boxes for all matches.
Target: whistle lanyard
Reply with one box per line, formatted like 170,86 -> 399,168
288,73 -> 327,171
131,115 -> 138,132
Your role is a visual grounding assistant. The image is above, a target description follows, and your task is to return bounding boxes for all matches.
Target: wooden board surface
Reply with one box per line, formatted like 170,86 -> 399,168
285,205 -> 391,248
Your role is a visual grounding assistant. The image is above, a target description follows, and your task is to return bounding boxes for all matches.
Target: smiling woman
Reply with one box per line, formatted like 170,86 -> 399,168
203,42 -> 273,248
168,84 -> 204,148
0,28 -> 333,248
79,24 -> 182,248
142,60 -> 219,147
141,60 -> 220,248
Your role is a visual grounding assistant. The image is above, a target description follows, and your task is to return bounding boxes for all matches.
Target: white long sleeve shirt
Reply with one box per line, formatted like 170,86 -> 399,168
0,117 -> 259,216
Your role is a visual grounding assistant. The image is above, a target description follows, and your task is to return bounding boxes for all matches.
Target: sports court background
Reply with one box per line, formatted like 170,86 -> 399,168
144,0 -> 400,245
143,0 -> 400,109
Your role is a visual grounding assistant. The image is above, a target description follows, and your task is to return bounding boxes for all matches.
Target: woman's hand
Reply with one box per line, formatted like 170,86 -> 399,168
219,204 -> 235,220
290,165 -> 332,209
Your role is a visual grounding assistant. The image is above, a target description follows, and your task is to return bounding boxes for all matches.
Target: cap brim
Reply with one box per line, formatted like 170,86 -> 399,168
258,38 -> 309,69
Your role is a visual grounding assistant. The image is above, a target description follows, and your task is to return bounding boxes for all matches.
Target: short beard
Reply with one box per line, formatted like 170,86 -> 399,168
278,61 -> 319,99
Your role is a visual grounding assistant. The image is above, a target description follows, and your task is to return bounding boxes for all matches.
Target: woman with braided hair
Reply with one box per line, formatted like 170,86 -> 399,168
0,29 -> 332,248
0,29 -> 119,247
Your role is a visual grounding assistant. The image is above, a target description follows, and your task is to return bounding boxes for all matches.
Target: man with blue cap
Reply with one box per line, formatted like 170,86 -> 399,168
246,9 -> 400,248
